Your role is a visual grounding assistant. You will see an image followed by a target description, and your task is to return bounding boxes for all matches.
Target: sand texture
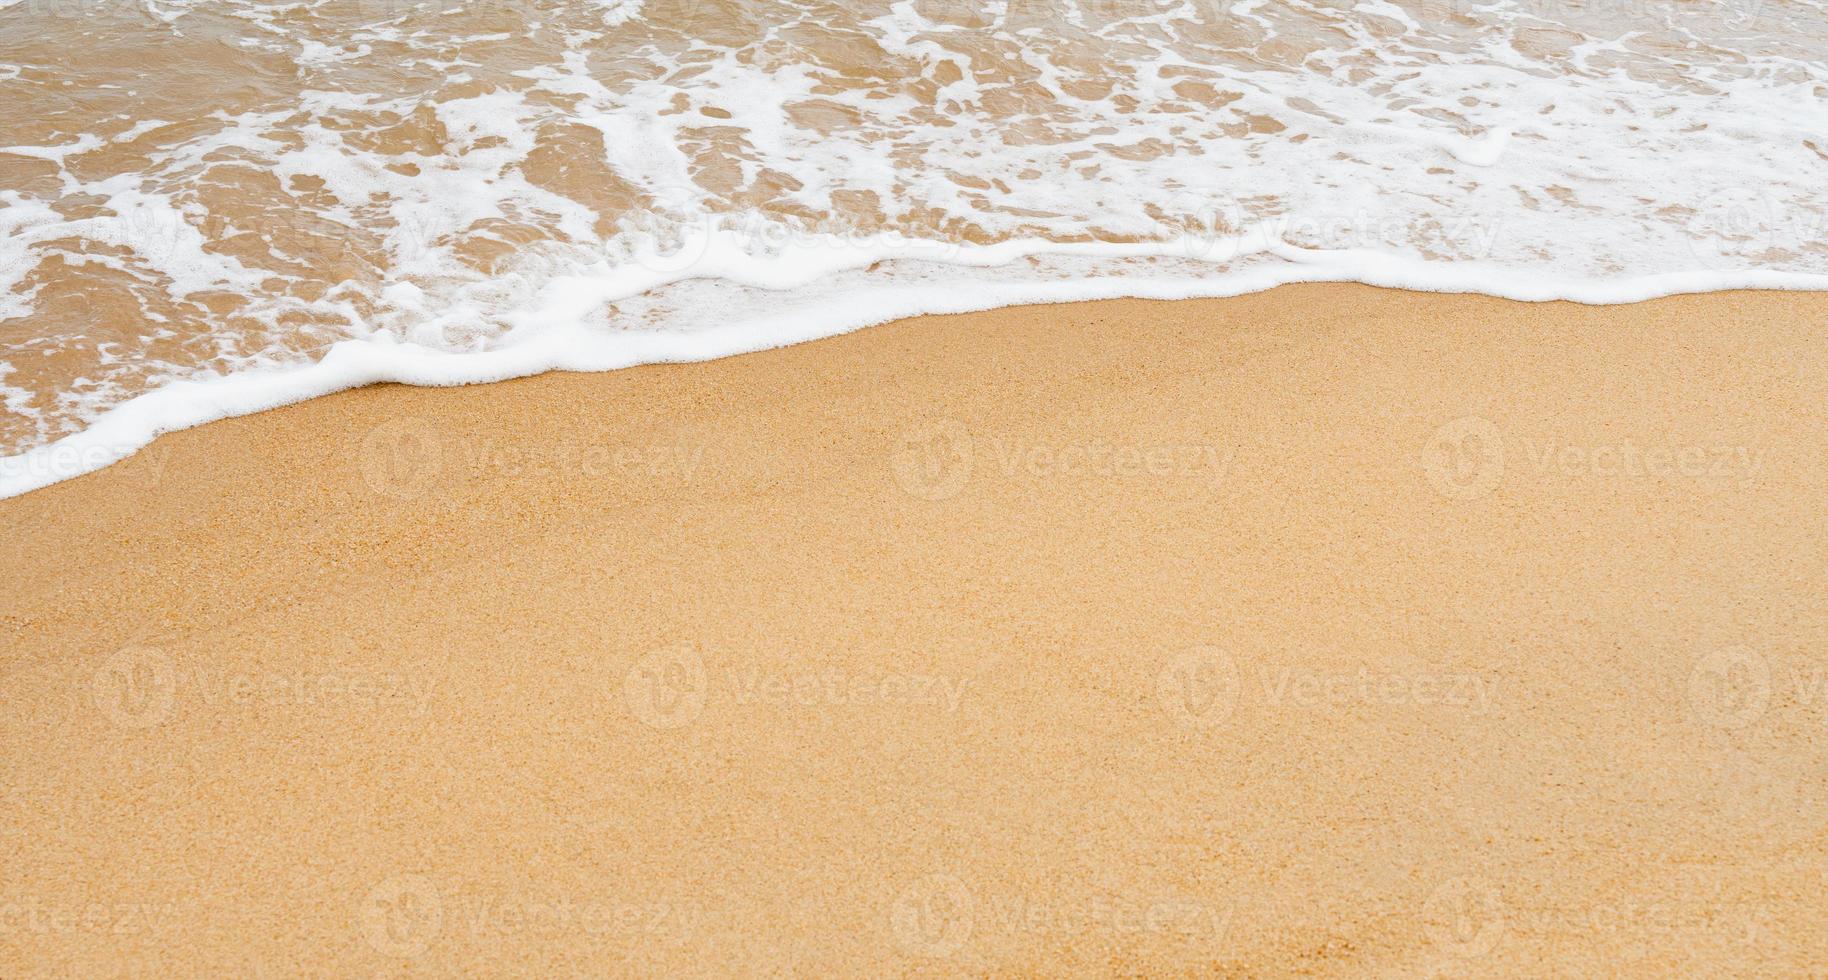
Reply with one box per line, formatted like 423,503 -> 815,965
2,284 -> 1825,975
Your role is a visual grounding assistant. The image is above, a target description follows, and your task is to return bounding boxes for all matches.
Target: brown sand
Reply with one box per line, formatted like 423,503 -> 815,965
2,283 -> 1825,975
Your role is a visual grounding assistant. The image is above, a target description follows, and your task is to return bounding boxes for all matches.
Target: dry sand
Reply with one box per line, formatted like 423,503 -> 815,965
2,283 -> 1825,975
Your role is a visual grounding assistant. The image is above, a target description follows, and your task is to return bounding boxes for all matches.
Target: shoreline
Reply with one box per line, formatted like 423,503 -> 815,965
3,283 -> 1825,974
11,265 -> 1828,501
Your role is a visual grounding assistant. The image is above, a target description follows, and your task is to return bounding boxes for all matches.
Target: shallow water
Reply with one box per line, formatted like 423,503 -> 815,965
1,0 -> 1825,493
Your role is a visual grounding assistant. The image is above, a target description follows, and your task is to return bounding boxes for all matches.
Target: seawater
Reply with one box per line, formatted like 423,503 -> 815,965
2,0 -> 1825,496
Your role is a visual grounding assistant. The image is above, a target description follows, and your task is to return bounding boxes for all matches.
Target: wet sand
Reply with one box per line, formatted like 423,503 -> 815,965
2,284 -> 1825,975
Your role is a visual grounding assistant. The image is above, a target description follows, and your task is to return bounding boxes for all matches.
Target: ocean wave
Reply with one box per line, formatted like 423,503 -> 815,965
1,0 -> 1824,495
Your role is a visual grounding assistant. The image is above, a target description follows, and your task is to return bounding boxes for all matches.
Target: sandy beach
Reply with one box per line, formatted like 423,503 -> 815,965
1,283 -> 1825,975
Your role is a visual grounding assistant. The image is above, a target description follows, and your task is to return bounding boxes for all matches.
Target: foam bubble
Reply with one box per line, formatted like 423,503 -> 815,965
1,0 -> 1825,496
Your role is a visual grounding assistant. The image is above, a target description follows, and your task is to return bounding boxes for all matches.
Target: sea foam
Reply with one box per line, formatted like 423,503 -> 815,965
0,0 -> 1824,496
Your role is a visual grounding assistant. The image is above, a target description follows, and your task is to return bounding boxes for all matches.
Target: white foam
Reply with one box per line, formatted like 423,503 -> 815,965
591,0 -> 645,28
3,0 -> 1827,496
0,134 -> 103,162
6,232 -> 1827,499
1437,127 -> 1512,168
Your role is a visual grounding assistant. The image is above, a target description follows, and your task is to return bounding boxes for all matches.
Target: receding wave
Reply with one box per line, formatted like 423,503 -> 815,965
2,0 -> 1826,495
